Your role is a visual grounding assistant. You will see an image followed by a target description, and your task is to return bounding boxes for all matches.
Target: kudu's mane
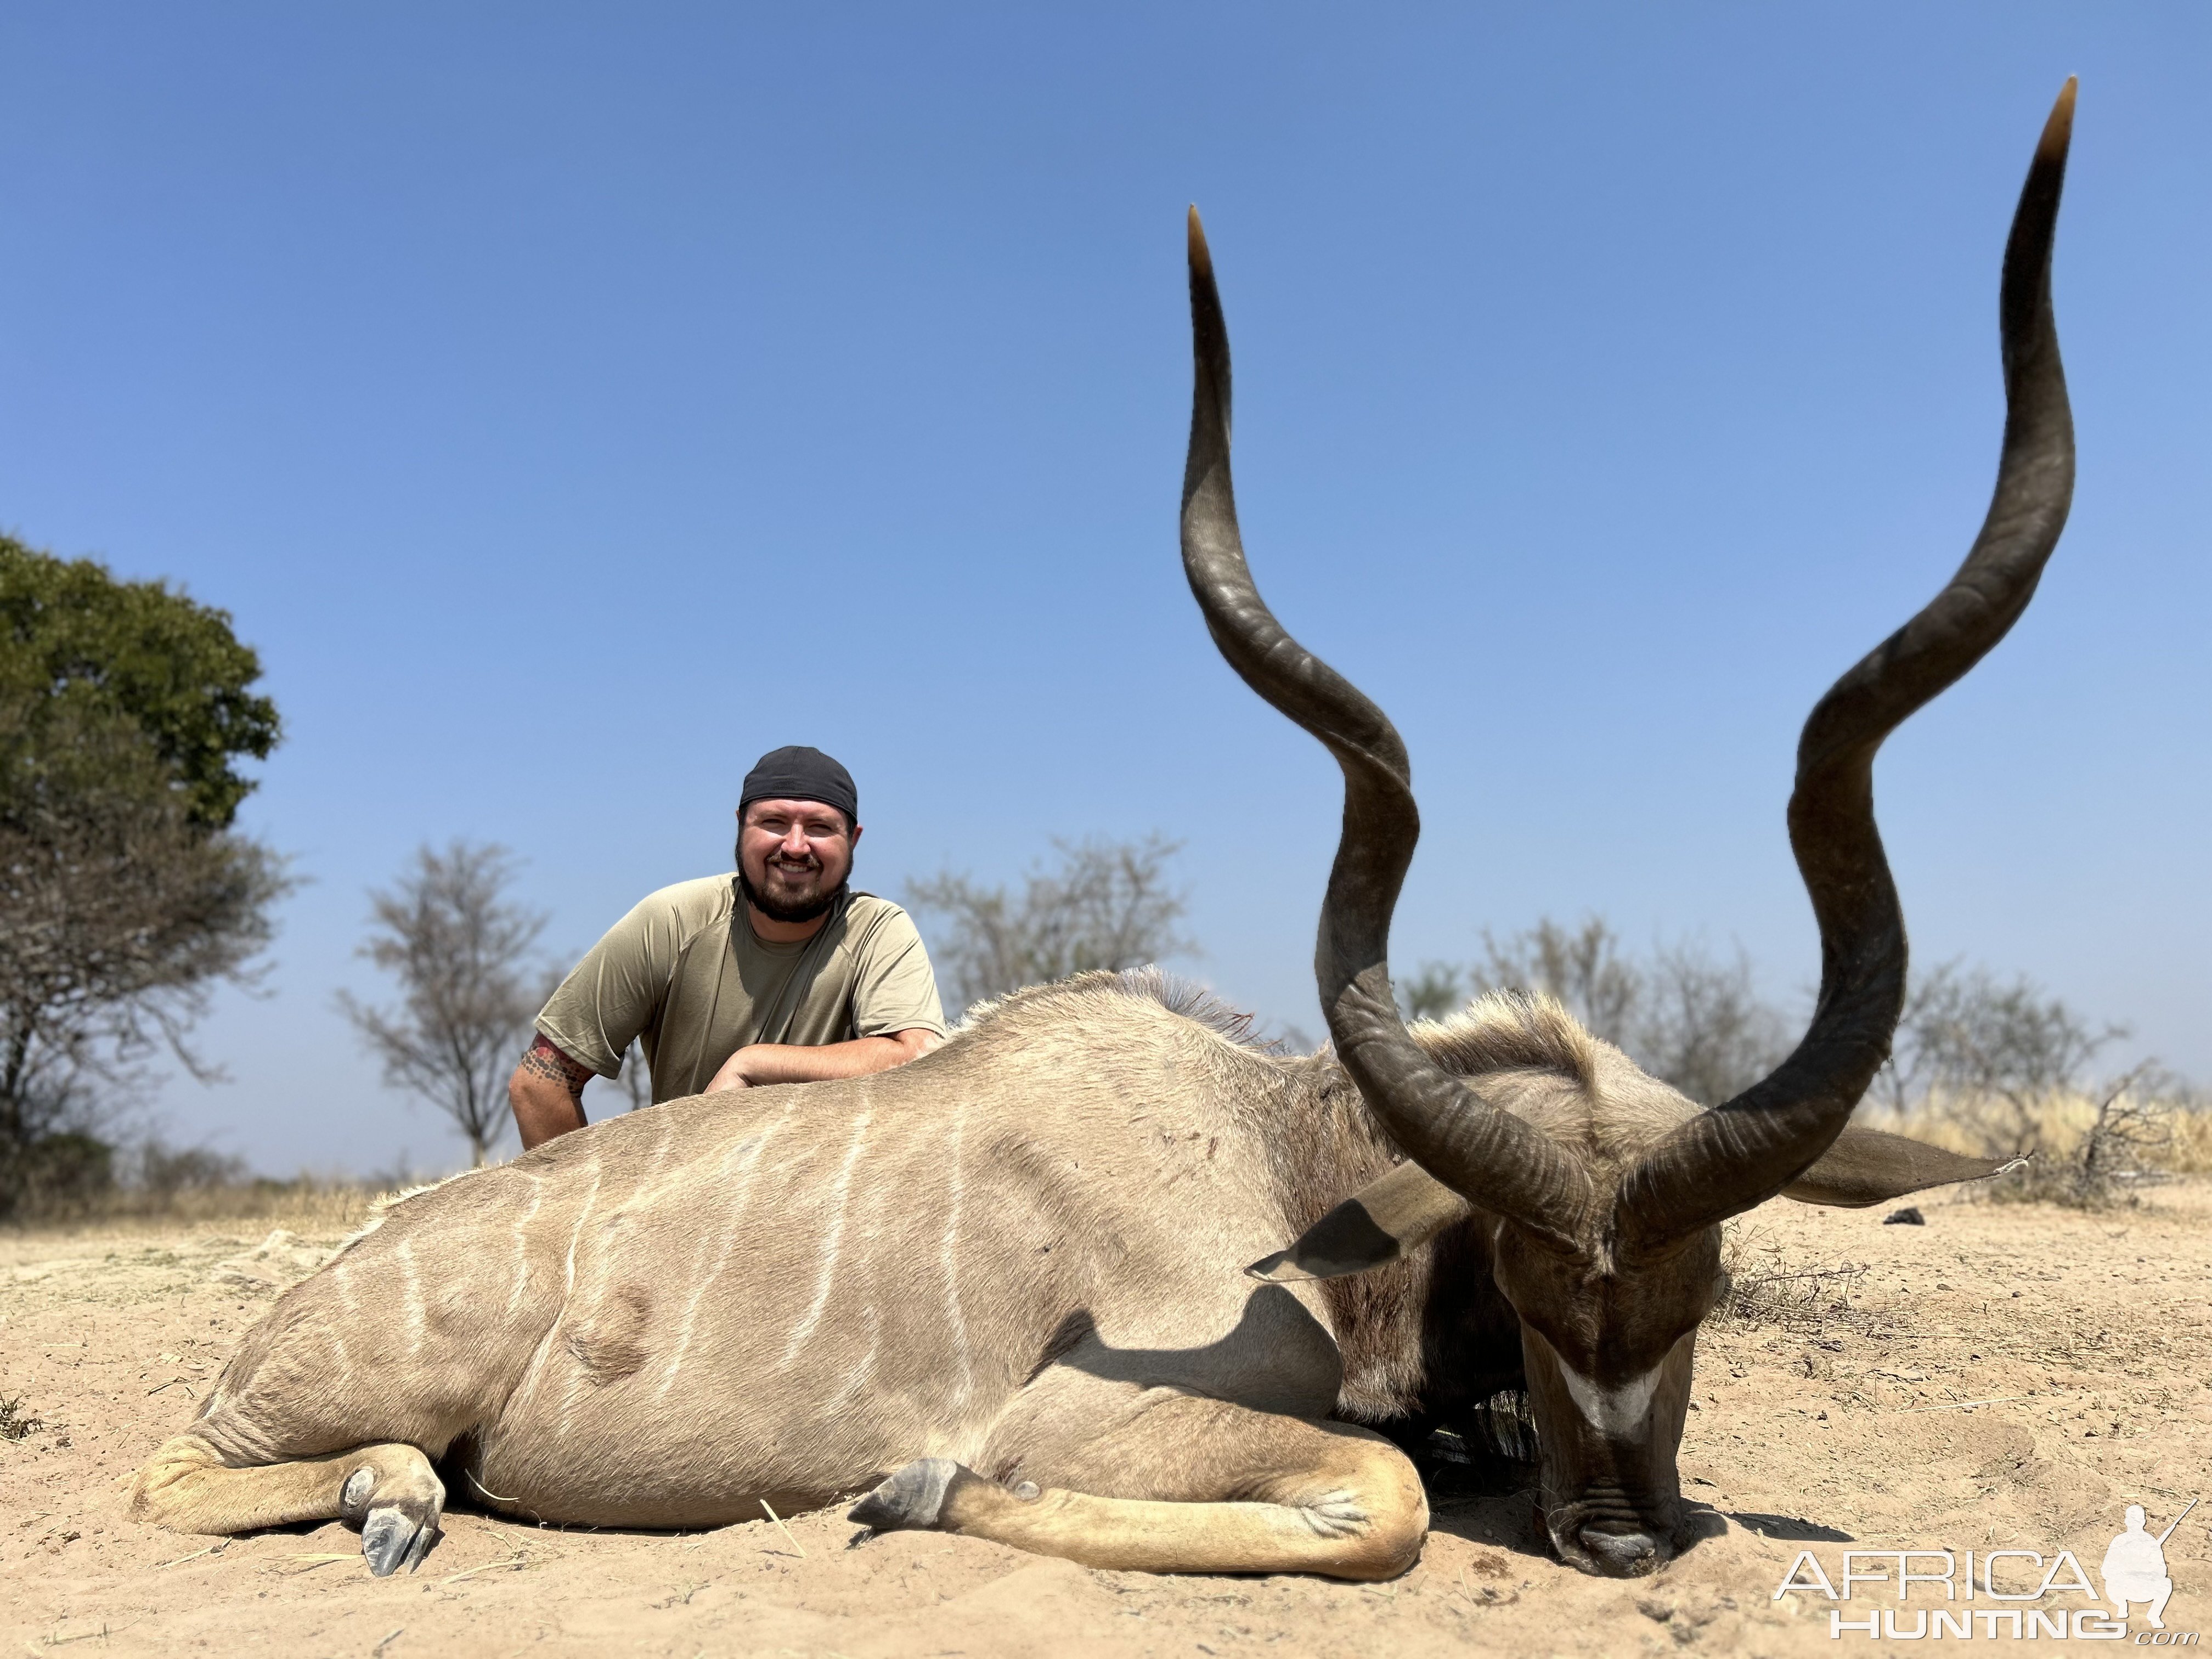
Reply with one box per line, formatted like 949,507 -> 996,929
957,966 -> 1604,1091
951,967 -> 1278,1052
1408,992 -> 1604,1096
958,968 -> 1634,1169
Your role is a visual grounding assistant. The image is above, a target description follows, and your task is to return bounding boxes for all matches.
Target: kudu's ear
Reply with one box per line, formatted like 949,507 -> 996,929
1247,1161 -> 1474,1283
1780,1123 -> 2028,1209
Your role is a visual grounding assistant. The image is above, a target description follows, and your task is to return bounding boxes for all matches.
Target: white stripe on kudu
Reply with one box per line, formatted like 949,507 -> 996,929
653,1121 -> 781,1400
939,1103 -> 972,1412
397,1239 -> 426,1354
505,1175 -> 545,1318
779,1110 -> 873,1367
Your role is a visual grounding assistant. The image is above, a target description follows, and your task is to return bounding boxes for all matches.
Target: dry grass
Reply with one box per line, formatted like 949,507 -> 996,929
2166,1106 -> 2212,1173
3,1177 -> 388,1239
1859,1085 -> 2211,1208
1886,1092 -> 2210,1169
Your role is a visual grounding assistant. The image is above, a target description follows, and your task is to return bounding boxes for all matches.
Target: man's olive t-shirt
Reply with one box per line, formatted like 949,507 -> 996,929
534,878 -> 946,1104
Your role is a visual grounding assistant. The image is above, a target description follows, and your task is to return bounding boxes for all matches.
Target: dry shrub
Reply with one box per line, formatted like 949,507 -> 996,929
0,1395 -> 45,1442
1864,1068 -> 2205,1209
1710,1223 -> 1889,1338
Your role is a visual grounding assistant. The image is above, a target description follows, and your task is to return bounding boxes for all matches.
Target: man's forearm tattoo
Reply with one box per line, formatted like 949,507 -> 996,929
521,1034 -> 592,1101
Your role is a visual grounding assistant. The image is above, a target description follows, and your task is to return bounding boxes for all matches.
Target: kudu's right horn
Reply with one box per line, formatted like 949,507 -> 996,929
1616,80 -> 2079,1249
1181,207 -> 1595,1255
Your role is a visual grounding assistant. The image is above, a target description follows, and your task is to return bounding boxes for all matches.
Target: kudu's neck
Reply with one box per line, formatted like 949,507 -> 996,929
1259,1051 -> 1514,1427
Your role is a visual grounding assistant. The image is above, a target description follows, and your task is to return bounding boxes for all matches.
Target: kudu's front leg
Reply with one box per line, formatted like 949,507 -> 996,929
852,1388 -> 1426,1580
129,1433 -> 444,1576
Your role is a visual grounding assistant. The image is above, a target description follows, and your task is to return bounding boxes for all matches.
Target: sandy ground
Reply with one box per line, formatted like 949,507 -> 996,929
4,1182 -> 2207,1658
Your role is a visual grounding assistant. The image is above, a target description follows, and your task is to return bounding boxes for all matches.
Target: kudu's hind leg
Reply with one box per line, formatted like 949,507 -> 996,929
853,1392 -> 1426,1580
129,1434 -> 445,1576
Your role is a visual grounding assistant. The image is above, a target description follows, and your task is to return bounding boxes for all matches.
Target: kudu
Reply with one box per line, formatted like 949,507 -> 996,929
129,83 -> 2075,1582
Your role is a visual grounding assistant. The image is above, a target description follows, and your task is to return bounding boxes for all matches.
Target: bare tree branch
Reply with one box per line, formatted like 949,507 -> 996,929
1633,940 -> 1792,1109
1467,917 -> 1643,1048
1413,916 -> 1787,1105
336,841 -> 549,1169
905,835 -> 1197,1013
1880,960 -> 2128,1157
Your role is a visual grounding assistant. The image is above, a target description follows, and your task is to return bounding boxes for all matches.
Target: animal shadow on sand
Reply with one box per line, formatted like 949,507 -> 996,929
1726,1512 -> 1853,1543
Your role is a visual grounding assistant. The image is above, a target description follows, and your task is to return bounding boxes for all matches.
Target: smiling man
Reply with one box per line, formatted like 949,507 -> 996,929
509,746 -> 946,1149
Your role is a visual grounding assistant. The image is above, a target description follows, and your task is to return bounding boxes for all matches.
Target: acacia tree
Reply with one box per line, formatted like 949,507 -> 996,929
905,835 -> 1197,1013
0,537 -> 284,1217
337,842 -> 550,1168
1874,960 -> 2128,1154
1470,916 -> 1642,1047
1631,940 -> 1792,1109
1407,915 -> 1788,1106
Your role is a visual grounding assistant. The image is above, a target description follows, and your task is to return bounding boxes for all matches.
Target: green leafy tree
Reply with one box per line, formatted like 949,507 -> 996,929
0,535 -> 286,1216
0,535 -> 278,828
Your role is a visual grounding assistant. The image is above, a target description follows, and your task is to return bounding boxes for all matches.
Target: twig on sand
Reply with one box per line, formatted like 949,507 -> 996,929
371,1629 -> 404,1656
439,1549 -> 529,1586
155,1540 -> 231,1569
276,1551 -> 360,1574
1893,1393 -> 2056,1414
25,1622 -> 139,1650
759,1499 -> 807,1559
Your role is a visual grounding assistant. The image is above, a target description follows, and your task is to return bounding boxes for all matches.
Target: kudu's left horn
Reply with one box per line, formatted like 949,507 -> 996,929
1616,79 -> 2079,1249
1181,207 -> 1594,1255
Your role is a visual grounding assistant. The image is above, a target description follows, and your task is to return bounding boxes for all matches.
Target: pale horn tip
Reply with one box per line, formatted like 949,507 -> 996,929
1187,205 -> 1214,278
2039,77 -> 2078,162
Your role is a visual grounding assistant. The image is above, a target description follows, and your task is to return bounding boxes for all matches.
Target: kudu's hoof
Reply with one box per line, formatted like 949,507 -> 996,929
360,1503 -> 441,1576
338,1457 -> 444,1576
848,1458 -> 960,1532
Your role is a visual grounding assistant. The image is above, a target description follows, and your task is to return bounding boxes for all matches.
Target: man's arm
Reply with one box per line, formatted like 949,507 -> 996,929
703,1028 -> 938,1093
510,1034 -> 595,1149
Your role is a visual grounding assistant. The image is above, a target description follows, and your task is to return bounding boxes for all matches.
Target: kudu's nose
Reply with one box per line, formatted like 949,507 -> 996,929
1577,1526 -> 1664,1577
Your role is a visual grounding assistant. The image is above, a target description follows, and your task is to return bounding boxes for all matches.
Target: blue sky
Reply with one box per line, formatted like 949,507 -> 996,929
4,5 -> 2206,1175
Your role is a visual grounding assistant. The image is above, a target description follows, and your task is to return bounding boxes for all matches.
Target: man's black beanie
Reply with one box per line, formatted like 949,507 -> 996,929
739,746 -> 859,827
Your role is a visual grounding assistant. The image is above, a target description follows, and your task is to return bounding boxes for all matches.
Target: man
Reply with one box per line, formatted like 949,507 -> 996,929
509,746 -> 945,1149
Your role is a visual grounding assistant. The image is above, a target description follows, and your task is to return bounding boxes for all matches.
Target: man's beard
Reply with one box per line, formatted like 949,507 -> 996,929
738,860 -> 848,925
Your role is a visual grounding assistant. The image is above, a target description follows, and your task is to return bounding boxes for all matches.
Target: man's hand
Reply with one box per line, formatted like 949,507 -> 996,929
705,1028 -> 939,1094
511,1034 -> 595,1149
